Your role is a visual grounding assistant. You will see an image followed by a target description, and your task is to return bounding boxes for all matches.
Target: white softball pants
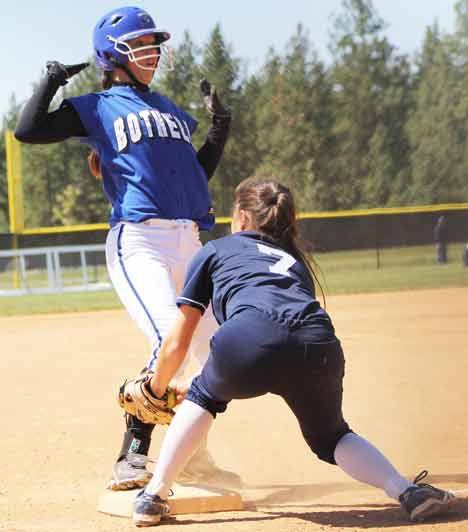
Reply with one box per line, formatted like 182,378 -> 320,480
106,219 -> 217,375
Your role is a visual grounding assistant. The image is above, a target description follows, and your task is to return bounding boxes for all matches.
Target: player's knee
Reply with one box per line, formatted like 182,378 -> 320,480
186,376 -> 228,418
304,427 -> 352,465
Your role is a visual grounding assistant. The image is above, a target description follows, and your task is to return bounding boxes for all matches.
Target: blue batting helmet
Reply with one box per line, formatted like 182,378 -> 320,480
93,6 -> 171,71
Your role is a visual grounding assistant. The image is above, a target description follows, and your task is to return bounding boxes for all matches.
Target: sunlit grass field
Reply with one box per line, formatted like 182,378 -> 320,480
315,242 -> 468,295
0,264 -> 109,290
0,243 -> 466,316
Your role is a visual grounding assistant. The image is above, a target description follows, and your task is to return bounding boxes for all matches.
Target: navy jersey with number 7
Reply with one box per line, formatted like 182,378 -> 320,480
177,231 -> 335,338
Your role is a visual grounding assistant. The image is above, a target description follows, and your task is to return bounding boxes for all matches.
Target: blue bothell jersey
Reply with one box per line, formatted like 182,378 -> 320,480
177,231 -> 334,333
66,86 -> 214,229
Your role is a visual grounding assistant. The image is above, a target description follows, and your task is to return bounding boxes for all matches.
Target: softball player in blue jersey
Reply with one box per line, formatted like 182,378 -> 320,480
131,178 -> 455,526
15,5 -> 240,491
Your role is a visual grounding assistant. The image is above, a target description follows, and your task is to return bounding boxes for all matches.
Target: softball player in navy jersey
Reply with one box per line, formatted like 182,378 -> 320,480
15,6 -> 240,490
131,178 -> 455,526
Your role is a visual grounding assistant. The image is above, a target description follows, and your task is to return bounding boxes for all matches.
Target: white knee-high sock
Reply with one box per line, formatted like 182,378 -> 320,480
334,432 -> 411,500
145,400 -> 214,499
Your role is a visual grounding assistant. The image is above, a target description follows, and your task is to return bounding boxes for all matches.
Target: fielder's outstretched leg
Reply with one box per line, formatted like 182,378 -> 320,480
281,339 -> 456,523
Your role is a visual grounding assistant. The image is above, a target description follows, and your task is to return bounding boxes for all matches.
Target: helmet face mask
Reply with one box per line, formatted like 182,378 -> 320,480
108,37 -> 174,72
93,6 -> 173,72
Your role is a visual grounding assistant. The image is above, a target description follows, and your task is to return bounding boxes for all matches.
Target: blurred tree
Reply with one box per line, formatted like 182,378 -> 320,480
156,30 -> 200,110
196,24 -> 246,215
407,21 -> 468,204
233,73 -> 262,185
413,23 -> 442,86
364,57 -> 412,206
453,0 -> 468,200
254,25 -> 335,211
328,0 -> 411,208
454,0 -> 468,46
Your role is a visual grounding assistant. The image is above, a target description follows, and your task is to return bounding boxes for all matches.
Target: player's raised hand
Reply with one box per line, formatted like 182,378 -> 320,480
46,61 -> 89,86
200,79 -> 231,118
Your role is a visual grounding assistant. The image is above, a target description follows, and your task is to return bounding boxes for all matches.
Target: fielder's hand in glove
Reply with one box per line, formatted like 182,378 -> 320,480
118,372 -> 177,425
46,61 -> 89,86
200,78 -> 231,118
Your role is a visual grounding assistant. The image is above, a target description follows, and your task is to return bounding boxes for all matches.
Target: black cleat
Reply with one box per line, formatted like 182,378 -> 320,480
399,470 -> 455,522
133,489 -> 171,527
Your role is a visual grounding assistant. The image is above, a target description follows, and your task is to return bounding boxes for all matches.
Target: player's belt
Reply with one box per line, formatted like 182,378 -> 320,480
141,218 -> 198,230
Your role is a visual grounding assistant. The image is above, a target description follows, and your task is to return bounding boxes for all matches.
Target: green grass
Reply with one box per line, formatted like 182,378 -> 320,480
0,243 -> 466,317
0,290 -> 122,316
314,242 -> 468,295
0,264 -> 109,290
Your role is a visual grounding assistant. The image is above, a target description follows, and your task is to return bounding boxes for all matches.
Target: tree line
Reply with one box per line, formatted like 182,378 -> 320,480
1,0 -> 468,231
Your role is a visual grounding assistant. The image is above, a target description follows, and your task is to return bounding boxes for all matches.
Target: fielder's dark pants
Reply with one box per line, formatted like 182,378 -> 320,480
186,308 -> 351,465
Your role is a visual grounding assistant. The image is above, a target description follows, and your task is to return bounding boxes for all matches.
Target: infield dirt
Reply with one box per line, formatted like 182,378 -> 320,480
2,287 -> 468,531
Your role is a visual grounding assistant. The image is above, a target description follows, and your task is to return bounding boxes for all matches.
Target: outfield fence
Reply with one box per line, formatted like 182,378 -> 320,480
0,244 -> 110,296
1,204 -> 467,296
1,203 -> 467,252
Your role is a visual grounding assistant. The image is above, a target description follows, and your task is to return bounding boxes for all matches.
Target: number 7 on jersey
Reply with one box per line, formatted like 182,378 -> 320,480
257,243 -> 296,276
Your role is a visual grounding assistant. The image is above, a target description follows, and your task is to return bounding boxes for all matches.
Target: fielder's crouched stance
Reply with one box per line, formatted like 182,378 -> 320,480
128,179 -> 455,527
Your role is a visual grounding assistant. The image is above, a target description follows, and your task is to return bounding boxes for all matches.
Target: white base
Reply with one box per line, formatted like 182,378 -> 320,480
97,483 -> 243,518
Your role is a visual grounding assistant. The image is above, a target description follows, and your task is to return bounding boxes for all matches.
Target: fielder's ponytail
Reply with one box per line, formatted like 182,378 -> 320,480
234,178 -> 324,301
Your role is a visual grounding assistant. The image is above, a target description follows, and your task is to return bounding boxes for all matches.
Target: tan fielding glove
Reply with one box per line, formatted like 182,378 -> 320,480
118,372 -> 176,425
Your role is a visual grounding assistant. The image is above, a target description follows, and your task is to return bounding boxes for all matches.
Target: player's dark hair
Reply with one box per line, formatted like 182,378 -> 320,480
102,71 -> 114,90
234,178 -> 324,300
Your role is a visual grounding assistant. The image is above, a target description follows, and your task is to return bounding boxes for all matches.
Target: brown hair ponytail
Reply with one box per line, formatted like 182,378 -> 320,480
87,150 -> 102,180
234,178 -> 324,300
102,70 -> 114,90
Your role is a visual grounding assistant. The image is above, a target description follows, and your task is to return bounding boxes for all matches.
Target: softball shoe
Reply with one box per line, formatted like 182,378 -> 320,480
399,470 -> 455,521
107,453 -> 153,491
133,489 -> 171,527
